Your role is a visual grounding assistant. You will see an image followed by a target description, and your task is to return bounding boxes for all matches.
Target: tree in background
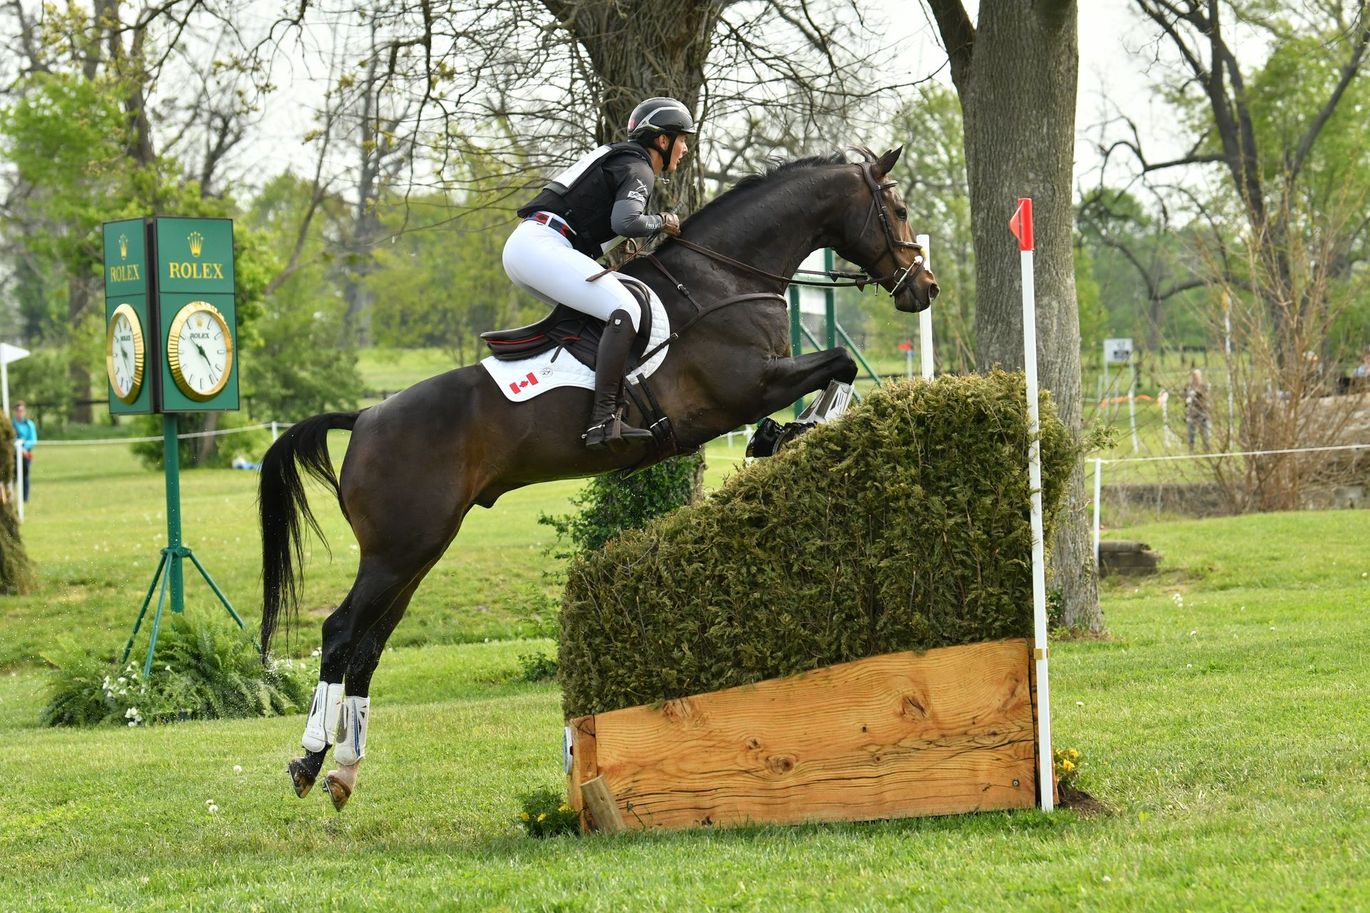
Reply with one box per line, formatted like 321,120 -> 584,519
925,0 -> 1101,633
889,84 -> 976,374
242,174 -> 364,420
1103,1 -> 1370,507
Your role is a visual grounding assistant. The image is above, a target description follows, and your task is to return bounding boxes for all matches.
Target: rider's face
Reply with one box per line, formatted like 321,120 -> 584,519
658,135 -> 688,172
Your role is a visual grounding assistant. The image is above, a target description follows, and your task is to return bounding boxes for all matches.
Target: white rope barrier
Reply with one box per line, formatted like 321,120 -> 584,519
26,422 -> 282,447
1097,441 -> 1370,466
1092,441 -> 1370,563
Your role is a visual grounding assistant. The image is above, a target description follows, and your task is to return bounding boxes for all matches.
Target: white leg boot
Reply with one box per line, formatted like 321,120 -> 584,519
333,696 -> 370,766
301,681 -> 345,753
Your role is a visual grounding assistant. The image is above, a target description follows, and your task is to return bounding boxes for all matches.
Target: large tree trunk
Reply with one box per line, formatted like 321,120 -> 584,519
927,0 -> 1101,632
542,0 -> 718,215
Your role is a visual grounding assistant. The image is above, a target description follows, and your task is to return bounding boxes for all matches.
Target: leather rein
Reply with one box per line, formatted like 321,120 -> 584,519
664,160 -> 928,298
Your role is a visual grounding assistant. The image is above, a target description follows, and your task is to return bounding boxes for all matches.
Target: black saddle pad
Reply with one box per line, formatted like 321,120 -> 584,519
481,277 -> 654,370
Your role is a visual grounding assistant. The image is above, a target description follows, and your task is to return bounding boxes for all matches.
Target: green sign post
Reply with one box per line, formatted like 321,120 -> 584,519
106,217 -> 245,677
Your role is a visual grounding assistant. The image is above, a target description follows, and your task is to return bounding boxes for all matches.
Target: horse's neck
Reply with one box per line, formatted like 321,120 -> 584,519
669,169 -> 853,285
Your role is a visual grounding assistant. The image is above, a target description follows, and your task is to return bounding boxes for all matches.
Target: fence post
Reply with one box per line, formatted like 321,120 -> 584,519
1093,457 -> 1103,568
14,440 -> 24,523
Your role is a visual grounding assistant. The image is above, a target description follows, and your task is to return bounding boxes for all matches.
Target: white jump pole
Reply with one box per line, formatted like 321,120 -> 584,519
916,233 -> 934,380
1010,198 -> 1053,812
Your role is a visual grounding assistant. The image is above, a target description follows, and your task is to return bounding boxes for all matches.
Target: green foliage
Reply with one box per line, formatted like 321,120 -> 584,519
560,372 -> 1079,717
515,650 -> 558,683
515,787 -> 580,838
367,182 -> 545,365
41,615 -> 313,727
127,412 -> 271,470
882,84 -> 976,371
1054,746 -> 1084,793
240,174 -> 362,418
540,454 -> 704,558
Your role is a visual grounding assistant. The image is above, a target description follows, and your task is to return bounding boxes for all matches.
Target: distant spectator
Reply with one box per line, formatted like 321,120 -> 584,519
1184,369 -> 1211,452
1354,349 -> 1370,382
11,400 -> 36,502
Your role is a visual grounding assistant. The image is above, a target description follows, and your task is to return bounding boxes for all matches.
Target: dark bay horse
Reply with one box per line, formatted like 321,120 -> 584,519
259,145 -> 938,808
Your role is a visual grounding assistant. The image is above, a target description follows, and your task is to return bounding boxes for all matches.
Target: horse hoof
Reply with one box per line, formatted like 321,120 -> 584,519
288,758 -> 316,798
323,771 -> 353,811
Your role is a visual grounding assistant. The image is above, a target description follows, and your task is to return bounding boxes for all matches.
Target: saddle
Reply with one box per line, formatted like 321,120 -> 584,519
480,276 -> 655,371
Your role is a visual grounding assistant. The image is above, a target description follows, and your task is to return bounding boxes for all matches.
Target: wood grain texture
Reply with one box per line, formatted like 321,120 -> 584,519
568,638 -> 1038,831
579,775 -> 626,833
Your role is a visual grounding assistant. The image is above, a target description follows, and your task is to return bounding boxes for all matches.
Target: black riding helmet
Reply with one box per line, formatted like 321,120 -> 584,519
626,97 -> 697,143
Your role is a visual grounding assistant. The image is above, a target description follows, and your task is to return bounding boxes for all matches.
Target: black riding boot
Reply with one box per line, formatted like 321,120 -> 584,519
584,309 -> 654,452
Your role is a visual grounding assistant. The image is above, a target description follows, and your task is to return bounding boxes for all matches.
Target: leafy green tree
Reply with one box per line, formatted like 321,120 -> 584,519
242,174 -> 363,419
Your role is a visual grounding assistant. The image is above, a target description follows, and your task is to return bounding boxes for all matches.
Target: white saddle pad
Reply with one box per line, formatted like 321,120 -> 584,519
481,284 -> 671,403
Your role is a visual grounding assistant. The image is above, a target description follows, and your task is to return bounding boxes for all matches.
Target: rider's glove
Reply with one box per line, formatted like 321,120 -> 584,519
659,212 -> 681,236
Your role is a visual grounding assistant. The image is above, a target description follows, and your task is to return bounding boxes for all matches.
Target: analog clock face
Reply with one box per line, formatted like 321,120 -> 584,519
106,304 -> 145,404
168,301 -> 234,402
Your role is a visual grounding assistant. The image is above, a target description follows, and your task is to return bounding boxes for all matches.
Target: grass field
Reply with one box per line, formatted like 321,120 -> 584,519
3,352 -> 1367,911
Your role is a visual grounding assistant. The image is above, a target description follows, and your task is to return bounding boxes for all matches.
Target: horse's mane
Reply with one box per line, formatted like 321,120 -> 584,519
685,146 -> 877,225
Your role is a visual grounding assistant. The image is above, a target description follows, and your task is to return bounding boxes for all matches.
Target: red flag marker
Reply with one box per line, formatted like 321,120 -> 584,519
1009,198 -> 1034,252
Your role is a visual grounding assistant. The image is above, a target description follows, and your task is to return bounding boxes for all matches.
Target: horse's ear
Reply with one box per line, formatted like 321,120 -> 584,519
874,146 -> 904,178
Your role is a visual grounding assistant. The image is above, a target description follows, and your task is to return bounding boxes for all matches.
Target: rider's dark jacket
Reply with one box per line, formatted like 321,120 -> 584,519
518,142 -> 663,259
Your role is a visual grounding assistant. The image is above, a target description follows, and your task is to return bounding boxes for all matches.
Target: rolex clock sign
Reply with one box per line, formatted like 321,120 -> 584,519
154,217 -> 239,412
102,220 -> 154,414
101,216 -> 240,414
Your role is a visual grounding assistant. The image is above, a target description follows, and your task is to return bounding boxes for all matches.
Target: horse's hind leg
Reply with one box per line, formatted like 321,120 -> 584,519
288,559 -> 415,799
317,572 -> 429,811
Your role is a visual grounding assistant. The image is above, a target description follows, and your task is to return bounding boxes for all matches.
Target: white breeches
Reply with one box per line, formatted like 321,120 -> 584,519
503,218 -> 642,331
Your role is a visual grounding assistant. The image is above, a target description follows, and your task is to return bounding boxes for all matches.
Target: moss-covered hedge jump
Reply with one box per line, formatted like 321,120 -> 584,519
560,371 -> 1078,718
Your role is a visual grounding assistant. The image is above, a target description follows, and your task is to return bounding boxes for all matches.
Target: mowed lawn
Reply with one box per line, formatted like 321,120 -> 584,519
1,423 -> 1367,910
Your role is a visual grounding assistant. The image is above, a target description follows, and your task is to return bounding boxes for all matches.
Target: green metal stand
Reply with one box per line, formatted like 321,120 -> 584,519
121,414 -> 243,677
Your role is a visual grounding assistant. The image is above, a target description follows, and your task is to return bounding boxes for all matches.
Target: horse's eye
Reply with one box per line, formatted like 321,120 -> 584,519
895,207 -> 908,221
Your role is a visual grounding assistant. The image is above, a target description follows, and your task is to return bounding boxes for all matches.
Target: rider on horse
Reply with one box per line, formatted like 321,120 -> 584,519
503,96 -> 696,451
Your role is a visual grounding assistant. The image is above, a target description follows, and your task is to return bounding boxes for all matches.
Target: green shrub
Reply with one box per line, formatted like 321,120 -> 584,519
540,453 -> 704,558
515,787 -> 580,838
41,615 -> 313,727
559,372 -> 1079,717
515,650 -> 558,683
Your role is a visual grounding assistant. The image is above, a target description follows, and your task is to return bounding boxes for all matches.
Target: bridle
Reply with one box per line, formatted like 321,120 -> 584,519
854,159 -> 928,299
650,160 -> 929,301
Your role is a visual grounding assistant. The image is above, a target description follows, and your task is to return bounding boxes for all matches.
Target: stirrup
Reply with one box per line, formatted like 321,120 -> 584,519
584,415 -> 653,452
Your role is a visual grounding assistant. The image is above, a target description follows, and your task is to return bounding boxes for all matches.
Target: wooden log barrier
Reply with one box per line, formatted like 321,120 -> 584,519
567,638 -> 1040,831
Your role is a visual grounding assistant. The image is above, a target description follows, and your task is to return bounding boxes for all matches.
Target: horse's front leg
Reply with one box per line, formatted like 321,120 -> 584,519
751,348 -> 858,419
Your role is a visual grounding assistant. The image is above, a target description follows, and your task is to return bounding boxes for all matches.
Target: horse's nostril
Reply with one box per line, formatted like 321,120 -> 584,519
928,283 -> 940,300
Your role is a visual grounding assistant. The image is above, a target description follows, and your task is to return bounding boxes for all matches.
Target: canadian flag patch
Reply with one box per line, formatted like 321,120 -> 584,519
509,372 -> 539,395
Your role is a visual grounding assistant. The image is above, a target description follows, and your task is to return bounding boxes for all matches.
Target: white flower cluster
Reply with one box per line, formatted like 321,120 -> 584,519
124,707 -> 143,726
102,663 -> 149,708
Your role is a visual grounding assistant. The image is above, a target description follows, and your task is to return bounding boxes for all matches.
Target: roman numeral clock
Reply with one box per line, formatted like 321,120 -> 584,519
101,216 -> 244,678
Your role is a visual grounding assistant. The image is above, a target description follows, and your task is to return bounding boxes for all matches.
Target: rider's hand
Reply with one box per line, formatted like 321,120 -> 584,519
659,212 -> 681,236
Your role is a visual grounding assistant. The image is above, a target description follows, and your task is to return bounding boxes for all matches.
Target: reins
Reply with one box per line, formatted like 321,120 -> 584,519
591,158 -> 928,299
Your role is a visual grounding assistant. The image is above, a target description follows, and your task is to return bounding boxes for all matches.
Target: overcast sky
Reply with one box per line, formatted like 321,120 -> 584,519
226,0 -> 1183,193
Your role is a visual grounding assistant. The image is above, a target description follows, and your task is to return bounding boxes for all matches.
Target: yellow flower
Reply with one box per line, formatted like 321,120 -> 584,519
559,804 -> 571,812
537,813 -> 547,822
519,812 -> 530,821
1068,749 -> 1080,760
1061,759 -> 1075,772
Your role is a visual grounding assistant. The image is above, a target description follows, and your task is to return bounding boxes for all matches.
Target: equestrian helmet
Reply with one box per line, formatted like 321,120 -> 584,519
627,97 -> 697,142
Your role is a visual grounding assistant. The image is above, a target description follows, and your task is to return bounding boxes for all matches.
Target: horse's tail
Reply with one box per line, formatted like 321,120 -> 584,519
259,411 -> 359,660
